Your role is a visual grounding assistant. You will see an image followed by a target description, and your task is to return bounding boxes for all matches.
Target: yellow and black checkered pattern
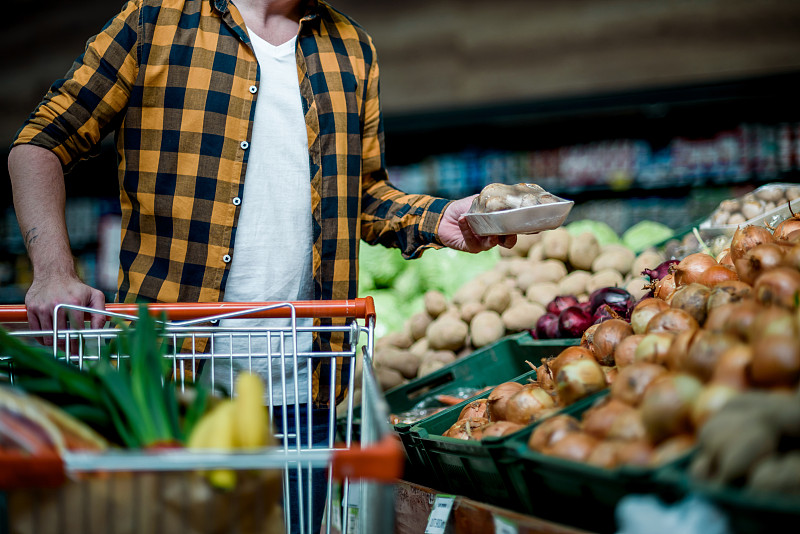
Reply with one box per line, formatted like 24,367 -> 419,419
13,0 -> 450,407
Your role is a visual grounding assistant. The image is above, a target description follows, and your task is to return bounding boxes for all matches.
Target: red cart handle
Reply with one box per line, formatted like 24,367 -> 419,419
0,298 -> 376,323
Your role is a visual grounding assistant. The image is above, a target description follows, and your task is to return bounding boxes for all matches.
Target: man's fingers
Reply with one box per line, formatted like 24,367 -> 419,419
499,235 -> 517,249
89,290 -> 107,330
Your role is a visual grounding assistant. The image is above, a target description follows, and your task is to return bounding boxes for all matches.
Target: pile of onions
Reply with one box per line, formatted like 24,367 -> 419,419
772,203 -> 800,240
630,298 -> 670,335
590,319 -> 633,366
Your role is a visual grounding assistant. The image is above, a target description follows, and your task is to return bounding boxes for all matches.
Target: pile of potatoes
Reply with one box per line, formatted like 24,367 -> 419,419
373,229 -> 666,391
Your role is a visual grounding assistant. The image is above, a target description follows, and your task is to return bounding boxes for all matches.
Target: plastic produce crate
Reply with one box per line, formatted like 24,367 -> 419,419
653,465 -> 800,534
405,369 -> 540,509
339,332 -> 577,441
497,391 -> 690,534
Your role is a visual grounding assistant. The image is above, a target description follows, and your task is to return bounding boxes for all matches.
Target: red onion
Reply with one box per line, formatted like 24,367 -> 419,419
588,287 -> 634,316
558,306 -> 594,338
533,313 -> 561,340
546,295 -> 580,315
643,260 -> 679,281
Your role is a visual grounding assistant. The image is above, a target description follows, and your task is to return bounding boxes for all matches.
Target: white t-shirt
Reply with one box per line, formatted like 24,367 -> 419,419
208,32 -> 314,405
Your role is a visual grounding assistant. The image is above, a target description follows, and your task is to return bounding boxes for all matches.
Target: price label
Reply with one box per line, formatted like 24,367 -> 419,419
425,495 -> 456,534
493,515 -> 519,534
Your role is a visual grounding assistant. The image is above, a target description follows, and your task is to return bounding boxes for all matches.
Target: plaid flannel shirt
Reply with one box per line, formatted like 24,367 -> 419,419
13,0 -> 451,407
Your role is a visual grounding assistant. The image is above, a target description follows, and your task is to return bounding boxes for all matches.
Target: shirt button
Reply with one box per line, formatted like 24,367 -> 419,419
223,254 -> 231,263
232,197 -> 241,205
240,141 -> 249,150
249,85 -> 258,94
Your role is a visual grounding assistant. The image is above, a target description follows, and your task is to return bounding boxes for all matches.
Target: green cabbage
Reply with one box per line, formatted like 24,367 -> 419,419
565,220 -> 621,246
622,221 -> 675,253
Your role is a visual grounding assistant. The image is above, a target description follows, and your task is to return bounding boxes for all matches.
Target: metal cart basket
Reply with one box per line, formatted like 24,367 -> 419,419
0,298 -> 402,534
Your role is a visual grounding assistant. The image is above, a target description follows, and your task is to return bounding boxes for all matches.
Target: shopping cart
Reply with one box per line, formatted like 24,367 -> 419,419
0,298 -> 402,534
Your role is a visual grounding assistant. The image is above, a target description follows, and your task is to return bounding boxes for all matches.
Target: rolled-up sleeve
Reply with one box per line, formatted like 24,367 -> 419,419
11,0 -> 140,169
359,39 -> 452,259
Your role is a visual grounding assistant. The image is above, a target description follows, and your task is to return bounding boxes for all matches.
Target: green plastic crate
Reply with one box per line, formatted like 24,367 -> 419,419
498,391 -> 690,534
653,462 -> 800,534
406,369 -> 539,509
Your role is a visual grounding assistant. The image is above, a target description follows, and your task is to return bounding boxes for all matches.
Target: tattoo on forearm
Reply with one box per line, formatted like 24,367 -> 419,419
25,227 -> 39,248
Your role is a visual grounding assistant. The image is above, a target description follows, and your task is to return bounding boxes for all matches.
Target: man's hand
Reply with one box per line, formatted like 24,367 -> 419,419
438,195 -> 517,253
25,272 -> 106,345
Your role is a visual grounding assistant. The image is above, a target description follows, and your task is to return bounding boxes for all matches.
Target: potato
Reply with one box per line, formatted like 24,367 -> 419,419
460,301 -> 486,323
586,269 -> 624,294
592,246 -> 635,276
727,213 -> 746,225
483,282 -> 512,313
625,277 -> 651,301
527,242 -> 545,261
631,250 -> 665,278
507,257 -> 532,278
517,259 -> 568,289
376,347 -> 419,379
557,270 -> 591,296
421,350 -> 457,369
474,269 -> 505,287
407,312 -> 433,341
541,227 -> 570,261
568,232 -> 601,271
376,330 -> 414,349
501,301 -> 546,331
417,360 -> 446,377
504,233 -> 541,257
376,366 -> 405,390
424,290 -> 448,318
525,282 -> 560,307
409,336 -> 430,357
426,316 -> 469,351
452,279 -> 487,306
470,310 -> 506,348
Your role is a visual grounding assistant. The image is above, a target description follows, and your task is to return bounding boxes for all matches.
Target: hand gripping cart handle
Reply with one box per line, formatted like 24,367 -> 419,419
0,298 -> 403,534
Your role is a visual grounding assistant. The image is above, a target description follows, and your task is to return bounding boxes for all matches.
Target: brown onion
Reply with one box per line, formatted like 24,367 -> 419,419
580,323 -> 600,352
690,383 -> 739,429
550,346 -> 596,378
630,298 -> 670,335
488,382 -> 524,420
459,399 -> 490,421
444,417 -> 490,440
716,249 -> 734,268
721,300 -> 764,340
705,281 -> 753,312
772,205 -> 800,240
671,253 -> 718,287
748,335 -> 800,388
640,373 -> 704,443
746,306 -> 797,342
582,397 -> 637,439
730,225 -> 775,263
646,308 -> 699,334
527,414 -> 581,452
634,332 -> 675,365
753,267 -> 800,309
556,359 -> 608,406
781,243 -> 800,270
586,440 -> 621,468
614,440 -> 655,467
611,362 -> 669,406
591,319 -> 633,366
603,365 -> 618,386
735,243 -> 785,285
614,334 -> 646,368
480,421 -> 524,439
650,434 -> 695,466
697,265 -> 739,288
653,273 -> 676,300
710,344 -> 754,390
504,384 -> 556,425
683,330 -> 740,382
606,408 -> 649,442
663,328 -> 700,372
544,431 -> 598,462
536,359 -> 555,391
669,283 -> 711,325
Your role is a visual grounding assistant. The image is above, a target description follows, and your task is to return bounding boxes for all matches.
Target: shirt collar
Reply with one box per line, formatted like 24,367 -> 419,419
211,0 -> 321,31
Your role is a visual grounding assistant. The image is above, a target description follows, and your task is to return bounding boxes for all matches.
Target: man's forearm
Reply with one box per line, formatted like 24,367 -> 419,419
8,144 -> 75,277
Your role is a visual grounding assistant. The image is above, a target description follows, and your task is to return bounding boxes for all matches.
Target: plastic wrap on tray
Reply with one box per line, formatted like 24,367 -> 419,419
699,182 -> 800,236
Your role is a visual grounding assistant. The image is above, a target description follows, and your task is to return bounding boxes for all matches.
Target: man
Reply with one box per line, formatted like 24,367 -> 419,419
8,0 -> 514,531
